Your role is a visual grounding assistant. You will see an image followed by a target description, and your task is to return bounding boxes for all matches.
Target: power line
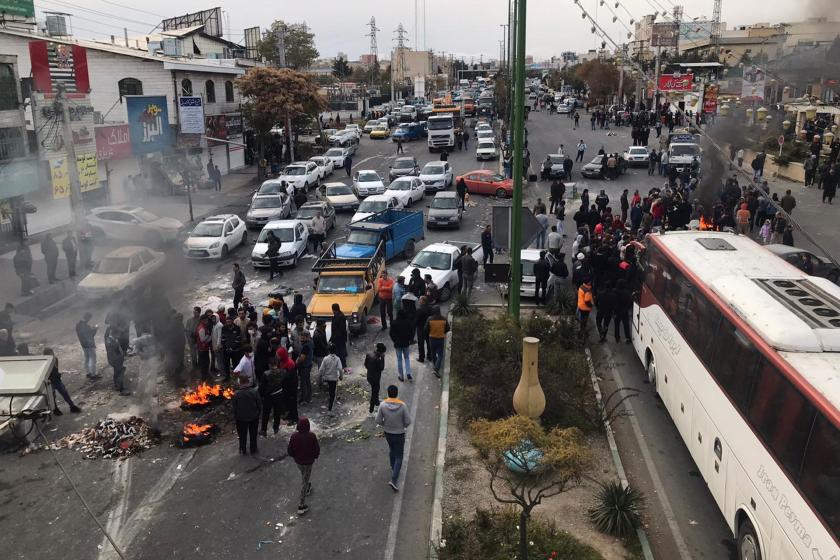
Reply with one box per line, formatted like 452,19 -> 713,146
35,0 -> 157,28
92,0 -> 164,18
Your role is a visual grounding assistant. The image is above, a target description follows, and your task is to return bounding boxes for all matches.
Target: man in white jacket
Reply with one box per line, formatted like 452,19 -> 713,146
318,344 -> 343,412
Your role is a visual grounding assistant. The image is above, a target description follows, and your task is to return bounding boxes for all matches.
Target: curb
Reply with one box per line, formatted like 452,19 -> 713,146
427,312 -> 453,560
585,347 -> 655,560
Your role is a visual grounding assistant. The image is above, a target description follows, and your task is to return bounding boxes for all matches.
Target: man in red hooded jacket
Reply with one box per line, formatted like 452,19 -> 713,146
276,347 -> 298,424
288,416 -> 320,516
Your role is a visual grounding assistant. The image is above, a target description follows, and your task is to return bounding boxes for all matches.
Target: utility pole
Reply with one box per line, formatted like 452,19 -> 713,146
508,0 -> 527,319
365,16 -> 380,88
394,23 -> 409,101
55,84 -> 87,246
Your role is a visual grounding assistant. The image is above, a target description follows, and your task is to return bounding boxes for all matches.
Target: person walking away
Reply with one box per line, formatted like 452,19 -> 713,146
265,231 -> 281,280
296,330 -> 314,404
105,326 -> 129,395
648,150 -> 658,176
736,148 -> 744,168
288,416 -> 320,516
462,128 -> 469,149
575,140 -> 587,162
549,179 -> 563,214
456,177 -> 467,210
344,154 -> 353,176
76,312 -> 99,379
461,248 -> 478,296
330,304 -> 349,368
396,137 -> 404,154
533,251 -> 551,305
534,209 -> 549,249
563,154 -> 573,181
13,241 -> 34,296
260,357 -> 285,435
547,226 -> 563,258
365,342 -> 386,413
822,166 -> 838,204
415,296 -> 432,363
43,347 -> 81,415
232,375 -> 261,455
318,344 -> 343,412
310,212 -> 326,255
41,233 -> 59,284
759,219 -> 772,244
232,263 -> 246,310
620,189 -> 629,223
595,282 -> 615,342
312,320 -> 329,371
275,347 -> 299,424
393,276 -> 406,315
780,190 -> 797,215
805,155 -> 817,187
425,306 -> 449,377
377,269 -> 394,329
62,233 -> 77,278
377,385 -> 412,491
577,278 -> 594,338
481,224 -> 493,265
390,310 -> 414,382
573,111 -> 580,129
612,279 -> 632,343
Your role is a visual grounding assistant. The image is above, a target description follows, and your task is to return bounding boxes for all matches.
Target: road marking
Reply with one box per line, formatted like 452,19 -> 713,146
606,348 -> 692,559
382,375 -> 423,560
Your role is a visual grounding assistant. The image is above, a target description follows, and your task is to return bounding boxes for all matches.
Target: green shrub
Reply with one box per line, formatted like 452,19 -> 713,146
440,507 -> 604,560
451,292 -> 476,317
588,480 -> 645,539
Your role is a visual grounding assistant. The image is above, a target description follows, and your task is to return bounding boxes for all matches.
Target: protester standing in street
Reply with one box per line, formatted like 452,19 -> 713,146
376,269 -> 394,329
344,154 -> 353,176
415,296 -> 432,363
13,241 -> 34,296
425,306 -> 449,378
62,232 -> 77,278
105,325 -> 129,395
318,344 -> 343,412
232,375 -> 261,455
577,278 -> 594,337
196,315 -> 213,381
310,212 -> 326,255
185,307 -> 201,371
259,357 -> 284,435
287,416 -> 320,516
461,248 -> 478,297
365,342 -> 386,414
389,309 -> 413,382
296,330 -> 314,404
575,139 -> 587,162
481,224 -> 493,266
377,385 -> 412,492
76,312 -> 99,379
43,347 -> 81,415
265,230 -> 281,281
456,177 -> 467,210
232,263 -> 246,310
780,189 -> 797,215
330,303 -> 348,368
533,251 -> 551,305
41,233 -> 59,284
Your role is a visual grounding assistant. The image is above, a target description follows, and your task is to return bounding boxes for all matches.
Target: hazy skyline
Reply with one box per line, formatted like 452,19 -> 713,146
34,0 -> 833,61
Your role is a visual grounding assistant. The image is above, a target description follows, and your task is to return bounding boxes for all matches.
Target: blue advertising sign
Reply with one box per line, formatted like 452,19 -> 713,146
126,95 -> 172,155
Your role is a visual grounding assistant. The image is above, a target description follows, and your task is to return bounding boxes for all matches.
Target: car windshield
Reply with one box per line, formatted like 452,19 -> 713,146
358,172 -> 380,182
548,155 -> 564,164
670,144 -> 700,157
629,148 -> 648,155
133,210 -> 159,222
393,159 -> 415,169
252,196 -> 284,209
427,118 -> 453,130
95,257 -> 130,274
257,227 -> 294,242
488,174 -> 506,182
317,275 -> 364,294
590,157 -> 603,165
411,251 -> 451,270
388,180 -> 412,191
326,185 -> 353,196
521,261 -> 536,277
296,207 -> 321,219
374,126 -> 388,131
347,230 -> 380,245
325,149 -> 344,157
431,197 -> 458,209
423,164 -> 444,175
284,166 -> 306,176
310,158 -> 324,165
478,142 -> 494,150
358,200 -> 387,213
258,182 -> 284,194
191,223 -> 223,237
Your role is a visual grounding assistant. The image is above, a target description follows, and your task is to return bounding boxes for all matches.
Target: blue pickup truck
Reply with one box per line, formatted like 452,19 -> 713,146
392,122 -> 427,142
335,208 -> 425,261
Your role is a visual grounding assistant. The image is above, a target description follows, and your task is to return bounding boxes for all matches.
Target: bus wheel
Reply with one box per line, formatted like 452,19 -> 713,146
737,518 -> 762,560
645,354 -> 657,389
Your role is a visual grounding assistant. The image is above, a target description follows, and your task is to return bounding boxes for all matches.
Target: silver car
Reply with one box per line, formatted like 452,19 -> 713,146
427,191 -> 463,229
245,193 -> 293,229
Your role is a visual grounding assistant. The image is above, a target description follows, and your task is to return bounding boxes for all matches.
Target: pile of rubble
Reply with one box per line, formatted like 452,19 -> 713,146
52,417 -> 159,459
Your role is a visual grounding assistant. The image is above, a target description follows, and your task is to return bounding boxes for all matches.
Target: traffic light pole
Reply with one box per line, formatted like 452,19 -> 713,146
508,0 -> 526,319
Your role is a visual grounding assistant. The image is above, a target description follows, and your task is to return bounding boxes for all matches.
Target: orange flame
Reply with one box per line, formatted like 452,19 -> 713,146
181,383 -> 233,406
182,423 -> 214,442
699,215 -> 714,231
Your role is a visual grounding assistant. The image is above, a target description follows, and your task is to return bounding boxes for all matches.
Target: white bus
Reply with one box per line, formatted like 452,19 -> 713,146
632,231 -> 840,560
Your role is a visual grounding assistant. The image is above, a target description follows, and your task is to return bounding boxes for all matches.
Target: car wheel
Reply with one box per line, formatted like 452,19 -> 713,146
646,354 -> 657,391
495,188 -> 507,198
737,518 -> 762,560
221,245 -> 229,259
404,239 -> 416,259
439,283 -> 452,302
405,197 -> 412,208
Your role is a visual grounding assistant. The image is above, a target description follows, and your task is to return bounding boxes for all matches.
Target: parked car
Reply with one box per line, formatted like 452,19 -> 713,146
383,176 -> 425,208
182,214 -> 247,259
419,161 -> 454,192
296,200 -> 336,233
343,124 -> 362,137
500,250 -> 562,300
765,244 -> 840,283
87,205 -> 183,247
245,193 -> 293,229
476,129 -> 495,142
369,124 -> 391,139
278,161 -> 320,192
455,170 -> 513,198
324,147 -> 353,168
539,154 -> 567,180
353,169 -> 386,197
398,242 -> 483,302
623,146 -> 650,167
322,181 -> 359,212
389,156 -> 420,181
255,178 -> 295,200
350,195 -> 402,223
580,155 -> 627,179
308,156 -> 334,180
363,119 -> 382,134
328,129 -> 359,147
475,139 -> 498,161
78,246 -> 165,299
251,220 -> 309,268
427,191 -> 463,229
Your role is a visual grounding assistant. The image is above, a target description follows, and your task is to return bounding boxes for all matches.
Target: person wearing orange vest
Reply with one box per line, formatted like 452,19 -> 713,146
376,269 -> 395,330
577,278 -> 594,337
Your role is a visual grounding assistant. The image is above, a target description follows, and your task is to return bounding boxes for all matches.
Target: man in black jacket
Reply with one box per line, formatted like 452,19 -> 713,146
613,279 -> 632,343
364,342 -> 386,413
13,241 -> 33,296
533,251 -> 551,305
549,180 -> 565,214
232,376 -> 261,454
221,317 -> 243,381
265,231 -> 281,280
389,309 -> 414,382
415,296 -> 433,363
330,303 -> 348,368
62,232 -> 77,278
41,233 -> 59,284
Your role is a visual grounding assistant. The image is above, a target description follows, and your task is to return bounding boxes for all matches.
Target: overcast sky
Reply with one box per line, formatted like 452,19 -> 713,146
36,0 -> 830,61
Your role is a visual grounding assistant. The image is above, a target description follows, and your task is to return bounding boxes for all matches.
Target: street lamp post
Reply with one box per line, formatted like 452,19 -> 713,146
508,0 -> 527,319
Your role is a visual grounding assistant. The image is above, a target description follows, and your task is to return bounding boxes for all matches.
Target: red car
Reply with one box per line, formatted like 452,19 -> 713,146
455,170 -> 514,198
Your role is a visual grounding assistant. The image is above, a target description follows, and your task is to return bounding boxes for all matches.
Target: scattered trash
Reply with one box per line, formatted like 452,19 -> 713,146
51,417 -> 159,459
256,540 -> 274,551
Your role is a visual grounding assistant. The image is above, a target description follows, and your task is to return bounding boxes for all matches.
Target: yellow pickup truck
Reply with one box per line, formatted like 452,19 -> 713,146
306,241 -> 384,334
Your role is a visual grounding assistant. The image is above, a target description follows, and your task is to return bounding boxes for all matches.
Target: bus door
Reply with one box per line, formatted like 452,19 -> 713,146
692,402 -> 728,510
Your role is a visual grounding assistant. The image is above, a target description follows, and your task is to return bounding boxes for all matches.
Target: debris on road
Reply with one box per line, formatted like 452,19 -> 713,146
177,423 -> 219,447
52,417 -> 159,459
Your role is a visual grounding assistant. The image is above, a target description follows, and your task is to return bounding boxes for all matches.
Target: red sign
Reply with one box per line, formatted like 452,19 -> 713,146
95,125 -> 132,161
703,84 -> 720,114
778,135 -> 785,147
29,41 -> 90,94
658,73 -> 694,92
205,114 -> 227,146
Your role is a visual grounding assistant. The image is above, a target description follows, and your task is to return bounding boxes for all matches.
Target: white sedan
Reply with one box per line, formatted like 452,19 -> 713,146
308,156 -> 334,180
475,140 -> 498,161
78,246 -> 165,299
182,214 -> 247,259
87,205 -> 183,247
251,220 -> 309,268
350,195 -> 402,223
353,169 -> 386,197
383,176 -> 424,208
278,161 -> 320,192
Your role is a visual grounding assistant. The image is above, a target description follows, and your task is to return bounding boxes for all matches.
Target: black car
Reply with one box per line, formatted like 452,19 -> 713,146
580,155 -> 627,179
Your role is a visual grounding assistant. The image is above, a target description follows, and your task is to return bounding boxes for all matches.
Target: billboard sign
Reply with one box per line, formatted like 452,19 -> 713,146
225,113 -> 243,136
741,65 -> 766,102
178,96 -> 205,134
658,73 -> 694,92
651,23 -> 679,48
161,7 -> 222,37
50,152 -> 99,198
126,96 -> 172,155
205,114 -> 228,146
95,125 -> 132,161
32,92 -> 95,159
703,84 -> 720,114
28,41 -> 89,93
0,1 -> 35,18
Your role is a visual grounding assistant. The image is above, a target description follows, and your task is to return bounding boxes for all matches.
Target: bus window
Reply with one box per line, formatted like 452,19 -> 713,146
748,361 -> 816,477
712,322 -> 759,413
800,414 -> 840,538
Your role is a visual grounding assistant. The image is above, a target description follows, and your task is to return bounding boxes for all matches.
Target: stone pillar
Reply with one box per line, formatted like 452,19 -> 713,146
513,336 -> 545,419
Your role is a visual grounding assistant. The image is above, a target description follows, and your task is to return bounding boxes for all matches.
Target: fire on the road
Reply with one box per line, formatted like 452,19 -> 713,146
181,383 -> 234,408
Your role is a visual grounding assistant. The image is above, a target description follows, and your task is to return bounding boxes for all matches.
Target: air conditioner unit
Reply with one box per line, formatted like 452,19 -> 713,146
162,38 -> 182,57
45,15 -> 67,37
